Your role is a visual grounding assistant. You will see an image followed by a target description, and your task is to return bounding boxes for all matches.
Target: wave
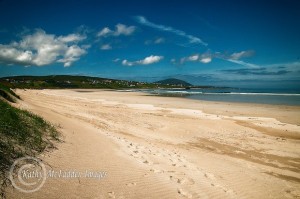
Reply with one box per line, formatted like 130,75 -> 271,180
165,91 -> 203,94
206,92 -> 300,96
150,90 -> 300,96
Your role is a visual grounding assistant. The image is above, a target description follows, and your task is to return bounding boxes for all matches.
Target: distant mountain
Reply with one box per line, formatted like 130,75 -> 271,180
155,78 -> 192,87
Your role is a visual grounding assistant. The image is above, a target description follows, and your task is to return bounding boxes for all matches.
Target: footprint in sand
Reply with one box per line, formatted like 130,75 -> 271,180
126,182 -> 137,187
142,160 -> 153,165
170,176 -> 195,185
204,172 -> 215,180
177,188 -> 193,198
130,154 -> 139,158
179,178 -> 195,185
150,168 -> 164,173
170,175 -> 183,184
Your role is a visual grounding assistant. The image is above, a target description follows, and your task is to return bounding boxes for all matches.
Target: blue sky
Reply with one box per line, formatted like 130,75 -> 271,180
0,0 -> 300,89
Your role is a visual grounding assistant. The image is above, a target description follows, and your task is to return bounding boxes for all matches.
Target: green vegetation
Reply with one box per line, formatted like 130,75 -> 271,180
0,75 -> 163,89
0,75 -> 220,90
0,85 -> 59,197
0,83 -> 20,103
0,75 -> 214,89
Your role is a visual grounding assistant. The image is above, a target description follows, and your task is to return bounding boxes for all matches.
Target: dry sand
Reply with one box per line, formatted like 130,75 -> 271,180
5,89 -> 300,198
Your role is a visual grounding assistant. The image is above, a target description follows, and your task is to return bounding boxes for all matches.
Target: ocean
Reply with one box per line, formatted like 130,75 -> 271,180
142,88 -> 300,106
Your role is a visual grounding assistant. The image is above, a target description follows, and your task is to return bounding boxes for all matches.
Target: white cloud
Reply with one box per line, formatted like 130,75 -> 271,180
135,16 -> 207,46
180,53 -> 212,64
0,29 -> 86,67
212,50 -> 258,68
100,44 -> 112,50
97,24 -> 136,37
178,50 -> 255,67
200,57 -> 212,63
122,55 -> 163,66
188,55 -> 199,61
0,45 -> 33,66
229,50 -> 254,60
141,55 -> 163,65
97,27 -> 112,37
57,45 -> 86,67
113,58 -> 120,62
154,37 -> 165,44
226,59 -> 260,68
145,37 -> 165,45
122,60 -> 133,66
58,34 -> 86,43
114,24 -> 136,36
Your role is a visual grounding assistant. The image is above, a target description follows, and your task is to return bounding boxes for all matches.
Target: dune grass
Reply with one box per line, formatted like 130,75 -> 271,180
0,83 -> 20,102
0,92 -> 59,197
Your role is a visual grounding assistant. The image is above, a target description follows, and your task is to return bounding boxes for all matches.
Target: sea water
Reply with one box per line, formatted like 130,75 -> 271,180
142,88 -> 300,106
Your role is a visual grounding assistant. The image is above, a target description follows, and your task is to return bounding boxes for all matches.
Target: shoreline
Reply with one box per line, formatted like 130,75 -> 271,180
73,88 -> 300,125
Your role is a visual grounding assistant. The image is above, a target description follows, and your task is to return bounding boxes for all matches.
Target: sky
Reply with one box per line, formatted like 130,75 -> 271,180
0,0 -> 300,89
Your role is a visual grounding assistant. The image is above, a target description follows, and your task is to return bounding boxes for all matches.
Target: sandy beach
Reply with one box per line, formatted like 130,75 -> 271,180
6,89 -> 300,199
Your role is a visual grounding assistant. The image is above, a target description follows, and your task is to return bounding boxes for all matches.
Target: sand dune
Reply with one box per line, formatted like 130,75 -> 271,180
6,89 -> 300,198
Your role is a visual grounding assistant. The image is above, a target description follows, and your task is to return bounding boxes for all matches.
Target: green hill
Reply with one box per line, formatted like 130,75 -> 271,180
0,75 -> 159,89
0,75 -> 196,89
